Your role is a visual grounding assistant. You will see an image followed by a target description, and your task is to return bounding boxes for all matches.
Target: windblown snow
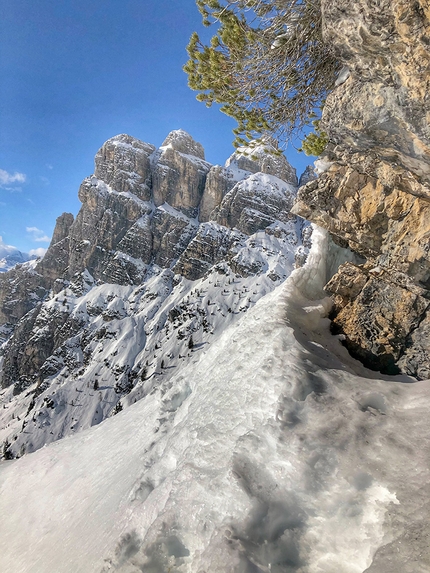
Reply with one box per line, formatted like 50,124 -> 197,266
0,227 -> 429,573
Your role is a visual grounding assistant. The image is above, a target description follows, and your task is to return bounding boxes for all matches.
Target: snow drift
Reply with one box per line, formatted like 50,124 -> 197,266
0,227 -> 429,573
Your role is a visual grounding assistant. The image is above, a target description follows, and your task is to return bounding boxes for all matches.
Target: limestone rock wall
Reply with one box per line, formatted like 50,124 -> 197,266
94,134 -> 155,200
293,0 -> 430,378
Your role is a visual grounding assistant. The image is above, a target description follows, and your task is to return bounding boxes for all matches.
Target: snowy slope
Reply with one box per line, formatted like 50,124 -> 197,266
0,218 -> 303,458
0,227 -> 429,573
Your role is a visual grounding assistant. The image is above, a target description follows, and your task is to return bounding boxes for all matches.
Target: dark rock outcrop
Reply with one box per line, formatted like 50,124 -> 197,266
152,206 -> 198,269
173,223 -> 244,281
38,212 -> 74,283
0,267 -> 46,327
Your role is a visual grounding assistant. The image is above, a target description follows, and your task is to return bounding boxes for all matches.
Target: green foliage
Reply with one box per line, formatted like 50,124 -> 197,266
185,0 -> 339,146
299,120 -> 328,156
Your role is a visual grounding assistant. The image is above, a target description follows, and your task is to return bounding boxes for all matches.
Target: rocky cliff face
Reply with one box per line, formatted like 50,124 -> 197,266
293,0 -> 430,379
0,129 -> 308,458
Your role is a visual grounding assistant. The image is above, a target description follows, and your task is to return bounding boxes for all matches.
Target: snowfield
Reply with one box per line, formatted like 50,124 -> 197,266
0,227 -> 429,572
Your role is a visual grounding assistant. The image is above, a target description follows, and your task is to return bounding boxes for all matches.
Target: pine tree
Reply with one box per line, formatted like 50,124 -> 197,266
188,336 -> 195,350
184,0 -> 339,147
2,439 -> 13,460
112,401 -> 123,416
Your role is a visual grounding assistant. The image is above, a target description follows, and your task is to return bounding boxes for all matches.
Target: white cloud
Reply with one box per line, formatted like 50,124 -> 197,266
0,235 -> 18,257
46,164 -> 53,170
0,168 -> 26,186
29,247 -> 47,258
26,226 -> 51,244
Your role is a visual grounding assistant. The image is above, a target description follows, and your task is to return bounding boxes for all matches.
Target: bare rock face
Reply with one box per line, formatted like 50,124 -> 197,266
322,0 -> 430,182
152,206 -> 198,269
215,173 -> 297,235
294,165 -> 430,279
326,263 -> 429,374
152,131 -> 211,216
199,166 -> 246,223
152,147 -> 210,215
114,216 -> 153,264
173,223 -> 244,280
68,178 -> 152,280
38,212 -> 74,283
101,216 -> 153,285
94,134 -> 155,200
293,0 -> 430,377
0,303 -> 71,393
0,267 -> 46,327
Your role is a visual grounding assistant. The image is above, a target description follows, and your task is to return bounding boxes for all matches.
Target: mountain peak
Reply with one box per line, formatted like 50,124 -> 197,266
225,142 -> 298,187
161,129 -> 205,159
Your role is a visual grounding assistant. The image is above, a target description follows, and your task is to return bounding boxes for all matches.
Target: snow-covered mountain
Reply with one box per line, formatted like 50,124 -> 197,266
0,130 -> 309,459
0,242 -> 33,273
0,129 -> 429,572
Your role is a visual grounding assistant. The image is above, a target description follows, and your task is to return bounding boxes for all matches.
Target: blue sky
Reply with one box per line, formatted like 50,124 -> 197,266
0,0 -> 314,255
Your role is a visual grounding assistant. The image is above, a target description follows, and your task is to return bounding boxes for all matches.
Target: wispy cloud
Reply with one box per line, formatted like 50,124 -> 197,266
26,226 -> 51,243
0,168 -> 26,187
46,164 -> 53,170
